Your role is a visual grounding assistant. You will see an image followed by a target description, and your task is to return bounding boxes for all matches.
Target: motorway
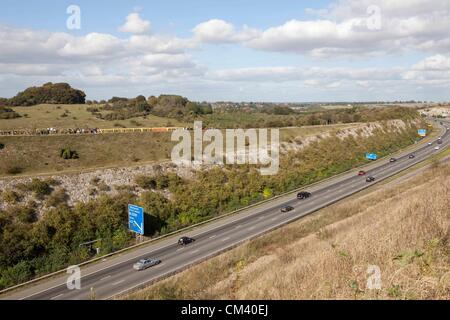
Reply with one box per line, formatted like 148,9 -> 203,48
2,119 -> 449,300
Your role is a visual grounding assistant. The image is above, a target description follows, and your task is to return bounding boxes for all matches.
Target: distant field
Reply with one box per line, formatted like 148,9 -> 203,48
0,104 -> 187,130
0,123 -> 359,177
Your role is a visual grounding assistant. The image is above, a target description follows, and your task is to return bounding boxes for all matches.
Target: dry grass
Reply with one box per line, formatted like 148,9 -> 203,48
0,132 -> 174,176
0,104 -> 186,130
123,161 -> 450,300
0,122 -> 363,177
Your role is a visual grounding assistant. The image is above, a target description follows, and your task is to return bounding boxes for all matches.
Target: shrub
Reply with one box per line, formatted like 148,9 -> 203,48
135,175 -> 157,190
1,163 -> 23,175
0,143 -> 4,150
1,190 -> 21,204
28,178 -> 53,198
45,189 -> 69,208
59,148 -> 79,160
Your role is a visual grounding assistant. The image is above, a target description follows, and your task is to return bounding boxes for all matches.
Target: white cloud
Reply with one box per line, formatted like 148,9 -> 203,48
118,13 -> 151,34
189,1 -> 450,58
192,19 -> 259,44
58,33 -> 124,58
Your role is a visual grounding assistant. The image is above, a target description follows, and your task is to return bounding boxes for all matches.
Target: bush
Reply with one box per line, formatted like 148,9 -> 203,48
60,148 -> 79,160
1,162 -> 23,175
0,107 -> 21,119
1,190 -> 21,204
0,143 -> 5,150
135,175 -> 157,190
45,189 -> 69,208
28,178 -> 53,199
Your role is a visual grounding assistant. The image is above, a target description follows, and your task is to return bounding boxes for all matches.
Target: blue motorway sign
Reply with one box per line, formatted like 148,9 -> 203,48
417,129 -> 427,137
365,153 -> 377,160
128,204 -> 144,235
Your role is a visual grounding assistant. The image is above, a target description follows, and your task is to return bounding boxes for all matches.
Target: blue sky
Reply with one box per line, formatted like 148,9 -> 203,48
0,0 -> 449,102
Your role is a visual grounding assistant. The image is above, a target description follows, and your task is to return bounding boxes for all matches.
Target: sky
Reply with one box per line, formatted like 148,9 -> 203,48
1,0 -> 450,102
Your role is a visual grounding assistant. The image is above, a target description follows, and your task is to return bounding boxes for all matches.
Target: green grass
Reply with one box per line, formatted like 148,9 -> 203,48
0,104 -> 187,130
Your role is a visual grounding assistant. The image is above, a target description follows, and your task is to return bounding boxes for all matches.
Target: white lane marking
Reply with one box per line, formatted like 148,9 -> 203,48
112,279 -> 125,286
190,249 -> 199,254
50,294 -> 63,300
176,247 -> 184,252
209,235 -> 217,239
271,216 -> 279,221
234,225 -> 242,229
221,237 -> 230,242
247,226 -> 255,231
100,275 -> 111,281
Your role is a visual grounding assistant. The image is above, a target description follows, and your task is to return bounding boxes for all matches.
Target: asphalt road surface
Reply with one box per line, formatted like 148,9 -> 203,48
2,119 -> 449,300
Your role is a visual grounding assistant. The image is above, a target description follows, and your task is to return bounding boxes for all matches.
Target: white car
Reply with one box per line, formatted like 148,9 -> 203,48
133,258 -> 161,271
434,146 -> 440,150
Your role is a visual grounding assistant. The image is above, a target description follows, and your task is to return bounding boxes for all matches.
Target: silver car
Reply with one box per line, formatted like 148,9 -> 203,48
133,258 -> 161,271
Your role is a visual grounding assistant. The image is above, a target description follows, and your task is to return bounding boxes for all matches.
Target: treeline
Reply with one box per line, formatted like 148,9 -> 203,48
202,106 -> 420,128
86,94 -> 213,121
6,83 -> 86,106
0,119 -> 423,289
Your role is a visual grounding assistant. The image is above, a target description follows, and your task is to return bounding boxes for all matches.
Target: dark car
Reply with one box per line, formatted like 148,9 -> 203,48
297,191 -> 311,200
178,236 -> 195,246
389,158 -> 397,162
437,140 -> 443,144
358,170 -> 366,176
366,176 -> 375,182
408,154 -> 415,159
281,205 -> 294,213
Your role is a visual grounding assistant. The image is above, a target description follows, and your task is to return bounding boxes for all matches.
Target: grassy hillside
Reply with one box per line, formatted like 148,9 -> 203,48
123,161 -> 450,300
0,123 -> 362,177
0,132 -> 174,176
0,104 -> 186,130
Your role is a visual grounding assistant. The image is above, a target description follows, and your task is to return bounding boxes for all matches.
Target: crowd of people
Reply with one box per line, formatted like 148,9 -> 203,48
0,127 -> 99,136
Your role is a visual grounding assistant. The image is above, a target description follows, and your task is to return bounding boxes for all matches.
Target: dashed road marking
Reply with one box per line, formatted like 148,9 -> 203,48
112,279 -> 125,286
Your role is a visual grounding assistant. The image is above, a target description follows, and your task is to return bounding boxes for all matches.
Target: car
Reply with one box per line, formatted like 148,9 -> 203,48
280,205 -> 294,213
408,154 -> 415,159
178,236 -> 195,246
427,142 -> 432,146
133,258 -> 161,271
389,158 -> 397,162
357,170 -> 366,176
437,140 -> 443,144
366,176 -> 375,182
297,191 -> 311,200
434,146 -> 440,150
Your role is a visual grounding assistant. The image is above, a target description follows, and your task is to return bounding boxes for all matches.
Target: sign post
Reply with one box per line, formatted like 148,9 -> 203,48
128,204 -> 144,236
365,153 -> 377,161
417,129 -> 427,137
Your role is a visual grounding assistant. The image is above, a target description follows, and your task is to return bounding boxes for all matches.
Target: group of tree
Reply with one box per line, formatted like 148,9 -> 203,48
6,83 -> 86,106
